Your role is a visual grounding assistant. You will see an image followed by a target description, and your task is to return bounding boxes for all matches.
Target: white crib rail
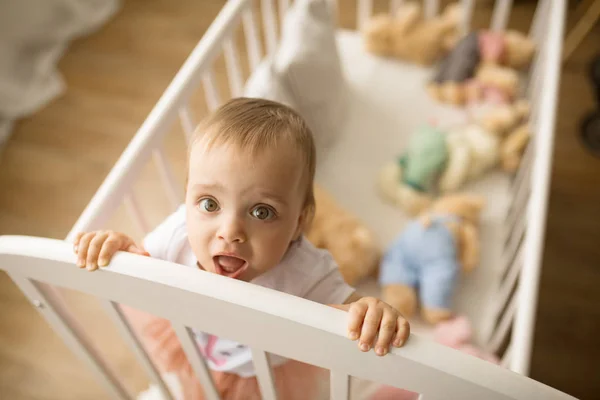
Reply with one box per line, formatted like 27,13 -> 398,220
0,236 -> 577,400
510,0 -> 565,375
484,0 -> 566,376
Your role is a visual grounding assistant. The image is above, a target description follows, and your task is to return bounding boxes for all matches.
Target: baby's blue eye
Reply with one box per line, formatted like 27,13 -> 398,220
251,206 -> 275,220
199,198 -> 219,212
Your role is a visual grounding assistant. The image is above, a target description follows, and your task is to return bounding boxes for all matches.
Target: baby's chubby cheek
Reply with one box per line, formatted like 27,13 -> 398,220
184,221 -> 213,268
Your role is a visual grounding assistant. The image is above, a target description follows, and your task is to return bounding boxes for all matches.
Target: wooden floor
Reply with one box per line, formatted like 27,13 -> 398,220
1,1 -> 599,399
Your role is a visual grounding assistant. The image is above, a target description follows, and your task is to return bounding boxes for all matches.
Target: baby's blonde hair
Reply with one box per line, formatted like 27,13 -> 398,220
188,97 -> 317,223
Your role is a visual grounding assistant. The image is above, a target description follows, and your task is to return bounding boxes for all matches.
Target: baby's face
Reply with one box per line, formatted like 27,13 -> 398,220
185,139 -> 306,281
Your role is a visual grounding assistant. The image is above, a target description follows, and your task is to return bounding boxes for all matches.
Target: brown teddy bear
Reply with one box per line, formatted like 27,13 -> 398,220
500,123 -> 530,172
305,185 -> 381,286
362,1 -> 463,66
471,98 -> 531,174
379,194 -> 485,324
378,101 -> 530,215
429,61 -> 522,106
438,99 -> 531,192
427,29 -> 535,106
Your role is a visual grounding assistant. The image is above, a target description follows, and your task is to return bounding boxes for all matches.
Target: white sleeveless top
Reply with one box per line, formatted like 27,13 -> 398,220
143,205 -> 355,377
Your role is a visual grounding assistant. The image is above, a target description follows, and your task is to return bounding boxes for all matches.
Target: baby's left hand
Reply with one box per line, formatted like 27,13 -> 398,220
344,297 -> 410,356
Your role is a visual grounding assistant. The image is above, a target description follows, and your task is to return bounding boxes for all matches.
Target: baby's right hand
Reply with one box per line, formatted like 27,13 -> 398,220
73,231 -> 149,271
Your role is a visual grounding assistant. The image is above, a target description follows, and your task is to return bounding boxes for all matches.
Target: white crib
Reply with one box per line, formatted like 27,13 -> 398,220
0,0 -> 575,399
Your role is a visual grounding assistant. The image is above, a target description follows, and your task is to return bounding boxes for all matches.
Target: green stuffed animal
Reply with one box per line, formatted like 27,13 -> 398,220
379,125 -> 449,215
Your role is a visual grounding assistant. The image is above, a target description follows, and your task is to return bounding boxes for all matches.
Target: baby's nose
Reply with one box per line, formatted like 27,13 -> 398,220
218,216 -> 247,243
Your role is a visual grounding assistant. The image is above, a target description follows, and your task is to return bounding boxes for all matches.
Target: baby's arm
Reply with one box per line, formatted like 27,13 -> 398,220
330,292 -> 410,357
73,231 -> 150,271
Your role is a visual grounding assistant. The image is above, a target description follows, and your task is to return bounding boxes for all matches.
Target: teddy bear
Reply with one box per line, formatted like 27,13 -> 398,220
379,100 -> 530,212
378,125 -> 449,216
362,1 -> 463,66
427,29 -> 535,106
500,123 -> 530,172
439,99 -> 531,191
305,184 -> 381,286
379,194 -> 485,324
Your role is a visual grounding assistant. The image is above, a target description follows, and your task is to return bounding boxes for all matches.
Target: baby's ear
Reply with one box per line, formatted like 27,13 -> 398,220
296,205 -> 314,239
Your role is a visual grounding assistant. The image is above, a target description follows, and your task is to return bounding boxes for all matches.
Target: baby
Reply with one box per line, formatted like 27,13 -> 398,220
73,98 -> 409,399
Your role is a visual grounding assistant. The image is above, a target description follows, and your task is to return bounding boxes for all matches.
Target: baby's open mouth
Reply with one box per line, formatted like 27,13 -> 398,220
213,255 -> 248,279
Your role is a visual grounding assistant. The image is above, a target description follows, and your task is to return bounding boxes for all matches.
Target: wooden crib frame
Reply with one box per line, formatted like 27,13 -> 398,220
0,0 -> 574,399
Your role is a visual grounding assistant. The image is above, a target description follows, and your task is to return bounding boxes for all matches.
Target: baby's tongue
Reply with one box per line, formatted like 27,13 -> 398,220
218,256 -> 245,272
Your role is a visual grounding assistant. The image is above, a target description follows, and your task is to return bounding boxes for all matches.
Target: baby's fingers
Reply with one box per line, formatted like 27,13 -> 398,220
358,302 -> 383,352
375,310 -> 397,356
126,243 -> 150,257
76,232 -> 97,268
347,302 -> 368,342
97,236 -> 125,267
393,316 -> 410,348
73,232 -> 85,253
86,232 -> 110,271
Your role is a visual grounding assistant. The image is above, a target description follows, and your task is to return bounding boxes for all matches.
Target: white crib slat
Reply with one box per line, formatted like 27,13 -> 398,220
125,193 -> 150,235
491,0 -> 513,32
503,212 -> 526,261
488,294 -> 518,353
513,0 -> 566,376
528,0 -> 549,43
262,0 -> 278,56
179,105 -> 195,143
505,176 -> 529,232
505,174 -> 531,236
527,47 -> 545,111
424,0 -> 440,19
8,275 -> 131,400
484,251 -> 521,345
510,140 -> 534,193
506,178 -> 529,230
202,68 -> 221,112
501,345 -> 513,369
358,0 -> 373,30
528,24 -> 547,96
504,203 -> 527,252
251,349 -> 278,400
527,75 -> 542,122
331,372 -> 350,400
279,0 -> 289,30
152,148 -> 182,210
173,325 -> 221,400
494,246 -> 523,318
243,6 -> 262,71
460,0 -> 475,35
102,301 -> 175,400
224,39 -> 244,97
